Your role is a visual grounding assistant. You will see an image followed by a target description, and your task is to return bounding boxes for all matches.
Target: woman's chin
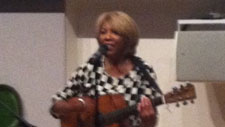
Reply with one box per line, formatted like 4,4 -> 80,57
105,52 -> 115,58
106,52 -> 124,59
105,53 -> 113,58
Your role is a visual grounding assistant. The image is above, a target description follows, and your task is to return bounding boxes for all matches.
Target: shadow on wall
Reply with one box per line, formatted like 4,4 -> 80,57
206,82 -> 225,126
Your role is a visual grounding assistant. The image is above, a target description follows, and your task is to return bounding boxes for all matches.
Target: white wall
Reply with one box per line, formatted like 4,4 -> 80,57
66,37 -> 225,127
0,13 -> 65,127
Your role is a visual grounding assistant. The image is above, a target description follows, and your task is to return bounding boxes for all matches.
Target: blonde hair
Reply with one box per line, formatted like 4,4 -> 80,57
95,11 -> 139,57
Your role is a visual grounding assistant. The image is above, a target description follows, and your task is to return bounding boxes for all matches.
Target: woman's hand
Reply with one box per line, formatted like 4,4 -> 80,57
51,97 -> 94,118
137,96 -> 157,126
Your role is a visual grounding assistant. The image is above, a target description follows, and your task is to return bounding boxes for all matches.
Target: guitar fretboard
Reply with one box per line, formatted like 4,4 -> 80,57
101,96 -> 164,125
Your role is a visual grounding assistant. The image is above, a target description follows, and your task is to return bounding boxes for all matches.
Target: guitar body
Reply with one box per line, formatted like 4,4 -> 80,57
60,94 -> 128,127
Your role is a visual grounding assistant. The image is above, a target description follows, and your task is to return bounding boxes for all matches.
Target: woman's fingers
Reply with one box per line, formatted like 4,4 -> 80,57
138,96 -> 155,119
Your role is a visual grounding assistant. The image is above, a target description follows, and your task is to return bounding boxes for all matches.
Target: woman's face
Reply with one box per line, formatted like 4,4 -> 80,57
98,23 -> 125,58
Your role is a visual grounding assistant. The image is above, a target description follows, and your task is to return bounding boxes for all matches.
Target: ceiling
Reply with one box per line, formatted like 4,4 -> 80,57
66,0 -> 225,38
0,0 -> 64,12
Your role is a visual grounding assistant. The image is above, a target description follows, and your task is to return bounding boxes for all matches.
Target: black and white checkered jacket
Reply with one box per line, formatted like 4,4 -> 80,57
52,56 -> 162,127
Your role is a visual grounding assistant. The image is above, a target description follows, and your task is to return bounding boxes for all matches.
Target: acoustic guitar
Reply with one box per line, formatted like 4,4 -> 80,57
60,83 -> 196,127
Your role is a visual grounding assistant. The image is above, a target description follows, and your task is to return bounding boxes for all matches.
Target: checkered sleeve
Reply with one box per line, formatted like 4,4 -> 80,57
142,62 -> 162,99
129,62 -> 161,126
51,63 -> 94,103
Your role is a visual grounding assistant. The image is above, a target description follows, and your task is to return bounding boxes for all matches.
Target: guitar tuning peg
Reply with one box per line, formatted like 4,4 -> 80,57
173,87 -> 178,92
176,103 -> 180,107
183,101 -> 188,105
180,84 -> 184,89
185,81 -> 192,86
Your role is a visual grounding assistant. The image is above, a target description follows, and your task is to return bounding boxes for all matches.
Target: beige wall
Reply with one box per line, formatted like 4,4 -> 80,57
0,13 -> 66,127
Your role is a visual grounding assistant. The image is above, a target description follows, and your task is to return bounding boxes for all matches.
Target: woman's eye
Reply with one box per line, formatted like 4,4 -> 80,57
112,30 -> 119,35
100,30 -> 106,34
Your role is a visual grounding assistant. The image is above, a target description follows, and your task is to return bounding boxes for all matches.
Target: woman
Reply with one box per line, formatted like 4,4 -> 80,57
51,11 -> 162,127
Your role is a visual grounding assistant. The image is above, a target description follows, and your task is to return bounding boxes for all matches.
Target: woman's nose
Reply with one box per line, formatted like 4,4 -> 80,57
105,32 -> 112,40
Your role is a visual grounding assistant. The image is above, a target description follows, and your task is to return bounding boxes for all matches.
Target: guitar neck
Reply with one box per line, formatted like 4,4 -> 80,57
152,96 -> 165,107
101,96 -> 164,125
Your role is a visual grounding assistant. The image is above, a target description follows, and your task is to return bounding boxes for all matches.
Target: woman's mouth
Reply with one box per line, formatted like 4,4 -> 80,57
105,44 -> 114,51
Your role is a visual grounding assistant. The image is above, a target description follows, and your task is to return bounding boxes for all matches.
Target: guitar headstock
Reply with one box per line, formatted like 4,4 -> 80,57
164,83 -> 196,105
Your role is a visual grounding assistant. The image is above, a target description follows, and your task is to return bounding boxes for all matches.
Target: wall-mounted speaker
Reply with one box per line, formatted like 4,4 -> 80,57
176,19 -> 225,82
